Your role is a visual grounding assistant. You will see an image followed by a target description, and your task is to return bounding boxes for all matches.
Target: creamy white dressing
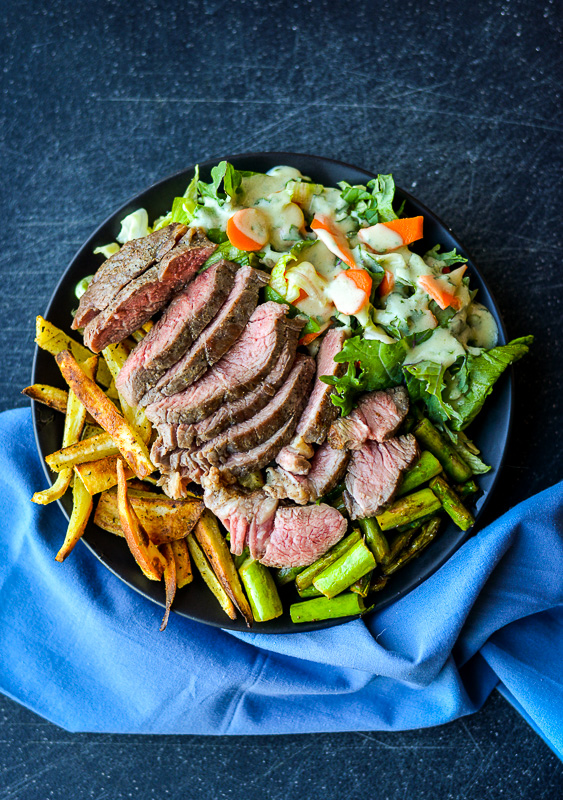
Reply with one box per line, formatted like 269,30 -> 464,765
358,223 -> 403,253
325,272 -> 367,315
465,302 -> 498,349
404,328 -> 466,369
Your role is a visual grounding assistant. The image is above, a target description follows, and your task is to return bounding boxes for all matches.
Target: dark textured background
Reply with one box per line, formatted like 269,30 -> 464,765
1,0 -> 562,797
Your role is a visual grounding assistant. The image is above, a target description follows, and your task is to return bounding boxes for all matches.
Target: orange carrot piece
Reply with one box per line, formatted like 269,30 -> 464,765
311,214 -> 356,268
382,216 -> 424,246
345,269 -> 372,297
379,270 -> 395,298
418,274 -> 462,311
226,209 -> 268,251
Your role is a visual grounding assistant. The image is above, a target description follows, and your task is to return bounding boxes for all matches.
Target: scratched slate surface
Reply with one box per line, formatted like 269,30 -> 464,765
1,0 -> 562,797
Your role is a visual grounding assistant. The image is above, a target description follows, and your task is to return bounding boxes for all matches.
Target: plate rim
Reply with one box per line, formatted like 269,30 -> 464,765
31,150 -> 514,633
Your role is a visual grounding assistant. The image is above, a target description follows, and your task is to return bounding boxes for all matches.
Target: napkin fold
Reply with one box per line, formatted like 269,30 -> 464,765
0,408 -> 561,753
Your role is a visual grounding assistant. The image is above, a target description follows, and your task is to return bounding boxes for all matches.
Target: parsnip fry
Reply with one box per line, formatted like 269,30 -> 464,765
32,468 -> 73,505
35,315 -> 111,387
194,510 -> 252,625
170,538 -> 193,588
55,350 -> 154,478
55,474 -> 93,561
33,356 -> 97,505
159,543 -> 177,631
102,343 -> 152,444
187,535 -> 236,620
22,384 -> 68,414
94,488 -> 204,543
130,320 -> 154,343
76,455 -> 133,494
46,432 -> 119,472
116,459 -> 166,581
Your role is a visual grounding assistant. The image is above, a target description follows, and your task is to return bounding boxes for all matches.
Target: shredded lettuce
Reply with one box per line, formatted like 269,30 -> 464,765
424,244 -> 468,267
153,167 -> 201,231
116,208 -> 150,244
93,242 -> 120,259
339,174 -> 400,226
269,240 -> 315,300
199,240 -> 262,272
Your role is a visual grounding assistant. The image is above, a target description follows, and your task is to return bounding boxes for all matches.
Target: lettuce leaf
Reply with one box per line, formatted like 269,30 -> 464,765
424,244 -> 468,267
199,161 -> 249,204
153,167 -> 201,230
440,425 -> 491,474
199,241 -> 263,272
338,174 -> 399,225
321,335 -> 413,415
116,208 -> 150,243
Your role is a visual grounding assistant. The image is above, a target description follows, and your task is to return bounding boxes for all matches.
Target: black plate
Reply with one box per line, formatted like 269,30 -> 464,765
32,152 -> 512,633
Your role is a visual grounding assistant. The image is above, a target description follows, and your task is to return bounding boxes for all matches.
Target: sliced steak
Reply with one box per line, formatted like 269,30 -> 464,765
344,434 -> 419,520
196,355 -> 315,468
202,475 -> 278,558
146,303 -> 304,426
73,223 -> 187,329
265,442 -> 350,505
260,504 -> 348,568
115,259 -> 237,406
328,387 -> 409,450
274,440 -> 314,475
275,327 -> 349,472
141,265 -> 270,403
83,229 -> 216,352
220,415 -> 297,479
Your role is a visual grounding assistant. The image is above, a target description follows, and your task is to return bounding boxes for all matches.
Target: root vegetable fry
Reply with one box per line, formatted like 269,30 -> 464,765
358,517 -> 389,563
186,535 -> 236,620
382,516 -> 442,575
226,208 -> 269,251
171,538 -> 193,588
55,474 -> 93,561
22,384 -> 69,414
116,459 -> 166,581
313,539 -> 376,599
55,350 -> 154,478
75,455 -> 133,495
376,488 -> 442,532
295,529 -> 362,592
34,356 -> 97,504
413,418 -> 473,483
429,476 -> 475,531
94,488 -> 204,543
102,343 -> 152,444
397,451 -> 443,497
194,510 -> 253,625
159,543 -> 177,631
290,593 -> 367,624
130,320 -> 154,343
238,558 -> 283,622
46,432 -> 119,472
35,315 -> 112,387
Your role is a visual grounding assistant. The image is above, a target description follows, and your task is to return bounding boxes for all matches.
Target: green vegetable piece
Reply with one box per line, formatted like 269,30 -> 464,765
237,470 -> 264,490
429,476 -> 475,531
397,451 -> 443,497
295,530 -> 361,592
381,527 -> 419,565
297,584 -> 324,598
370,574 -> 389,593
290,593 -> 367,624
376,488 -> 442,532
238,558 -> 283,622
350,572 -> 372,597
275,565 -> 305,586
382,516 -> 442,575
75,275 -> 94,300
313,540 -> 376,599
455,479 -> 479,500
358,517 -> 389,563
413,418 -> 473,483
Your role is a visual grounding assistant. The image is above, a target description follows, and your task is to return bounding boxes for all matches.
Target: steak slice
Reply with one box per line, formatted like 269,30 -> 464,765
265,442 -> 350,505
344,434 -> 419,520
141,265 -> 270,403
196,355 -> 315,468
275,327 -> 349,473
260,504 -> 348,568
328,387 -> 409,450
219,415 -> 297,479
73,223 -> 187,329
146,303 -> 304,426
83,229 -> 216,352
115,259 -> 237,407
201,475 -> 278,558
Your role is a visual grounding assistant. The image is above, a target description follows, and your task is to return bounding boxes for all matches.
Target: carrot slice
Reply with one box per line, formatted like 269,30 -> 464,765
345,269 -> 372,297
382,216 -> 424,246
418,274 -> 462,311
311,214 -> 356,268
379,270 -> 395,298
226,208 -> 269,251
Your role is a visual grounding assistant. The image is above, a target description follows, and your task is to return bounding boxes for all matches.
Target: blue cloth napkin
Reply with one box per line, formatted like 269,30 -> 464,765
1,408 -> 562,752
